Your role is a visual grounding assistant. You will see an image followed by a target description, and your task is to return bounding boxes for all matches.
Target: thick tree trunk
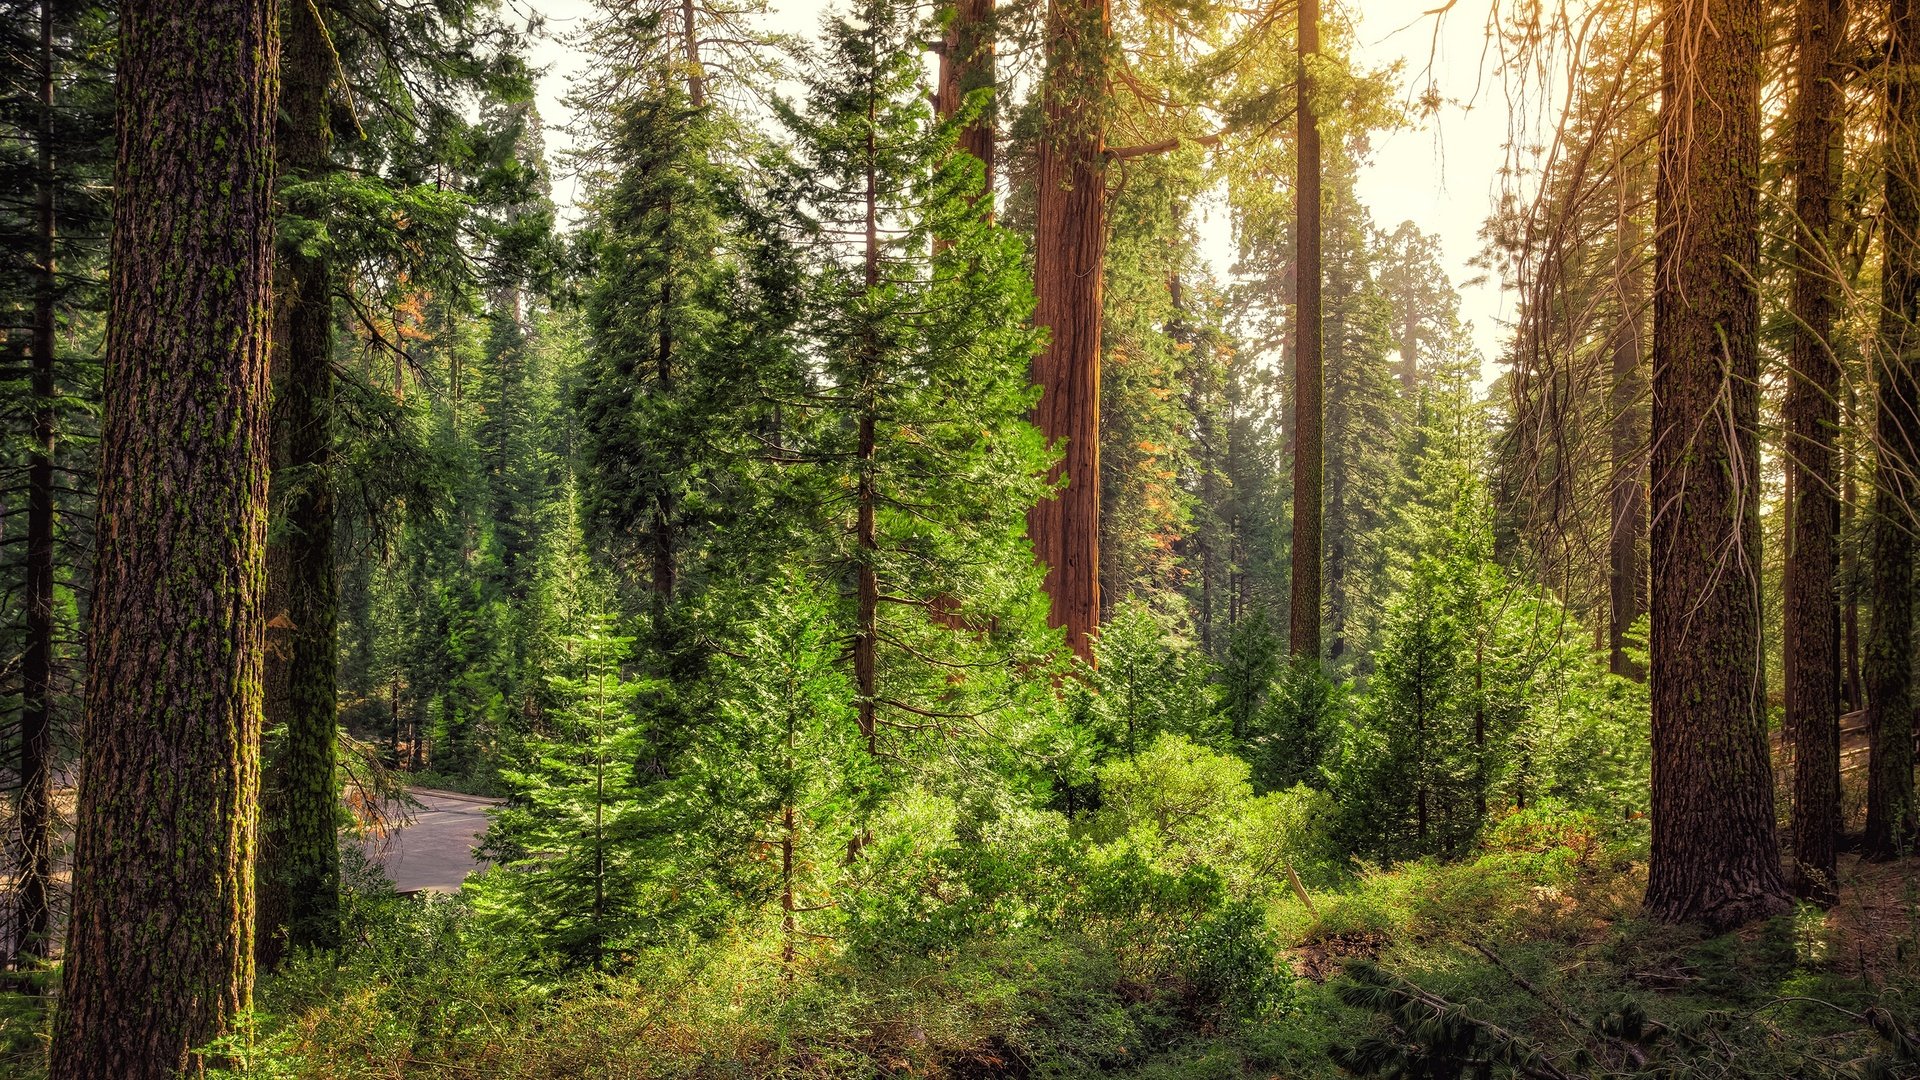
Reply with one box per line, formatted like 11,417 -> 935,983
1607,210 -> 1647,682
13,0 -> 57,973
259,0 -> 341,970
935,0 -> 995,185
1783,0 -> 1847,900
1865,0 -> 1920,860
1029,0 -> 1108,662
1642,0 -> 1789,930
1289,0 -> 1323,661
47,0 -> 278,1073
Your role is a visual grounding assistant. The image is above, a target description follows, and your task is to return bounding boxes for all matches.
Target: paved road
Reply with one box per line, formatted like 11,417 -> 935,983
361,788 -> 500,894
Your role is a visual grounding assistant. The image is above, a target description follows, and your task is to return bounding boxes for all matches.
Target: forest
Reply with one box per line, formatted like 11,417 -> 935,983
1,0 -> 1919,1074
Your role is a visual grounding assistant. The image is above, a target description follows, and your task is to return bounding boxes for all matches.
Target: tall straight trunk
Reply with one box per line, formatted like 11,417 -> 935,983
259,0 -> 341,970
1783,0 -> 1848,899
935,0 -> 996,185
680,0 -> 706,107
1642,0 -> 1789,930
856,94 -> 880,753
1289,0 -> 1323,661
13,0 -> 57,973
47,0 -> 278,1072
1845,383 -> 1865,711
653,274 -> 677,600
1865,0 -> 1920,860
1607,211 -> 1648,681
1029,0 -> 1108,662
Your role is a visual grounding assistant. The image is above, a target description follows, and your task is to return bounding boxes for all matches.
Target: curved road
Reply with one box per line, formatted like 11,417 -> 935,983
361,787 -> 500,894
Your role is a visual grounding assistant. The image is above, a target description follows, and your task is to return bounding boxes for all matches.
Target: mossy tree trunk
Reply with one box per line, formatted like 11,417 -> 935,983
1642,0 -> 1790,930
46,0 -> 278,1073
257,0 -> 342,969
1783,0 -> 1848,899
1865,0 -> 1920,861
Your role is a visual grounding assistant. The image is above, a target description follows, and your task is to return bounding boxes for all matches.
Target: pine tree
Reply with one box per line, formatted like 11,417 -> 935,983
475,616 -> 649,968
0,0 -> 112,974
773,0 -> 1055,772
48,0 -> 278,1071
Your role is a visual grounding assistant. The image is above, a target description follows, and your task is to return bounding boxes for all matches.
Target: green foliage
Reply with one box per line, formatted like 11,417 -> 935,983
469,615 -> 653,966
1070,601 -> 1223,757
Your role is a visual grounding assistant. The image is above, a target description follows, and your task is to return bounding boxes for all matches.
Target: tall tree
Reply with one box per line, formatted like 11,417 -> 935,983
15,0 -> 56,975
0,0 -> 112,975
1029,0 -> 1111,661
1865,0 -> 1920,860
257,0 -> 342,969
935,0 -> 995,184
1641,0 -> 1790,928
47,0 -> 278,1073
1782,0 -> 1848,898
1289,0 -> 1322,661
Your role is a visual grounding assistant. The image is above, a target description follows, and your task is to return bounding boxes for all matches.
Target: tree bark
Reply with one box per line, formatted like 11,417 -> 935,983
680,0 -> 706,107
1642,0 -> 1790,930
258,0 -> 342,970
857,95 -> 880,751
1029,0 -> 1108,662
1289,0 -> 1323,661
1865,0 -> 1920,860
47,0 -> 278,1072
1783,0 -> 1848,900
935,0 -> 995,186
13,0 -> 58,974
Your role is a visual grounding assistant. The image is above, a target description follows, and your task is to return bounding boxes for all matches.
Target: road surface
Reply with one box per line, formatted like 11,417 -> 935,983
362,787 -> 500,894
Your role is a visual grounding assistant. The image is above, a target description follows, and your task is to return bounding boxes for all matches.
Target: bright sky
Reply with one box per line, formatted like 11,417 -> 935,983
519,0 -> 1523,369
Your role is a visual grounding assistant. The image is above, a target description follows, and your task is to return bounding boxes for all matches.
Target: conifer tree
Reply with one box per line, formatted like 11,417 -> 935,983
774,0 -> 1055,768
48,0 -> 278,1071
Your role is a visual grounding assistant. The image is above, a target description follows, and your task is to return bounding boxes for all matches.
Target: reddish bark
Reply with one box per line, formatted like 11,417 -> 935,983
1028,0 -> 1109,662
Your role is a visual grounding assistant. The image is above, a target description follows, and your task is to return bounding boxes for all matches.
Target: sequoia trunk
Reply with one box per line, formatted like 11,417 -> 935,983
1029,0 -> 1109,662
936,0 -> 996,185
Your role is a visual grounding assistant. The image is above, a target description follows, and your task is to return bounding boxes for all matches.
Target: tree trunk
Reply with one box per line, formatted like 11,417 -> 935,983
1865,0 -> 1920,860
935,0 -> 996,186
680,0 -> 706,107
259,0 -> 342,971
653,274 -> 677,600
47,0 -> 278,1072
1642,0 -> 1789,931
856,92 -> 880,753
1029,0 -> 1108,662
13,0 -> 58,974
1607,207 -> 1647,681
1289,0 -> 1323,661
1783,0 -> 1848,900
